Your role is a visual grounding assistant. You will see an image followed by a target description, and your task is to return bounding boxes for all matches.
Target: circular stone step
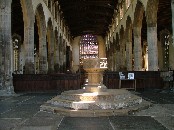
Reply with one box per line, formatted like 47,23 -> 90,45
40,89 -> 151,117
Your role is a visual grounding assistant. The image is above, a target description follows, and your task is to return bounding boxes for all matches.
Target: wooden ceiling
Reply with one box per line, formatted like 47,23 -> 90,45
56,0 -> 172,39
56,0 -> 118,37
142,0 -> 172,41
157,0 -> 172,33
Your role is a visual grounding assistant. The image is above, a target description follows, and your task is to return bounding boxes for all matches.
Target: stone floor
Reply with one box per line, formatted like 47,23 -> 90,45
0,89 -> 174,130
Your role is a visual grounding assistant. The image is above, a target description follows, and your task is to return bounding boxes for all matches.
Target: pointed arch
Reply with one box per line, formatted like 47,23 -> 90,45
35,3 -> 48,74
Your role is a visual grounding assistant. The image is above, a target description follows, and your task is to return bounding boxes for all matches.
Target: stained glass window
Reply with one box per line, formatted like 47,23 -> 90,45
80,34 -> 98,60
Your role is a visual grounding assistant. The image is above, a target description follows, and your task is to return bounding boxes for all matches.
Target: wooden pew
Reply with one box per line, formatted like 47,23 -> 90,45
103,71 -> 164,90
13,73 -> 81,92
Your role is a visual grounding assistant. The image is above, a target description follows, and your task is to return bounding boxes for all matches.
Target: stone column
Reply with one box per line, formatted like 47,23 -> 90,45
116,51 -> 121,71
119,28 -> 126,70
39,36 -> 47,74
35,4 -> 47,74
19,44 -> 25,74
123,37 -> 127,68
0,0 -> 14,94
133,27 -> 142,70
72,36 -> 80,73
110,42 -> 114,71
0,30 -> 3,91
108,46 -> 112,70
146,0 -> 159,71
120,38 -> 124,69
97,36 -> 106,58
47,30 -> 55,73
111,54 -> 114,71
112,38 -> 116,71
171,0 -> 174,46
147,26 -> 158,70
50,32 -> 55,72
24,25 -> 35,74
59,35 -> 63,72
63,40 -> 67,72
126,26 -> 133,71
112,53 -> 115,71
115,34 -> 120,71
126,42 -> 132,71
54,30 -> 59,73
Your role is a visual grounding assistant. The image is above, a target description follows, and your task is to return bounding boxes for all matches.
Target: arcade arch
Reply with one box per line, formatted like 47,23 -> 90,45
35,4 -> 48,74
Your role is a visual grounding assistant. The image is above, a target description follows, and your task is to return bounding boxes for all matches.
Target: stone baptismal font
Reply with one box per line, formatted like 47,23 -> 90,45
41,58 -> 150,117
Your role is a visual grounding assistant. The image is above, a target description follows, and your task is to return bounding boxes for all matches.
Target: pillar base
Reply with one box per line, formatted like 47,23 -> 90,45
0,89 -> 16,96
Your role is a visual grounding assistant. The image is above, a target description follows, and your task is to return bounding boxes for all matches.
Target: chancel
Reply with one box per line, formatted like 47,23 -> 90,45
0,0 -> 174,129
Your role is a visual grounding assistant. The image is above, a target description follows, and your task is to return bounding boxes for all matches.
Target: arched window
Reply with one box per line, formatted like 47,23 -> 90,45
80,34 -> 98,60
13,37 -> 20,73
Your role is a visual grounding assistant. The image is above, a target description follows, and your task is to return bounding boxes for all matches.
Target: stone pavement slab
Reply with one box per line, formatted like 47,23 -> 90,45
0,104 -> 39,119
0,95 -> 31,114
57,117 -> 113,130
14,116 -> 63,130
0,93 -> 57,130
135,104 -> 174,117
0,91 -> 173,130
0,118 -> 24,130
109,116 -> 168,130
154,116 -> 174,130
